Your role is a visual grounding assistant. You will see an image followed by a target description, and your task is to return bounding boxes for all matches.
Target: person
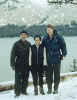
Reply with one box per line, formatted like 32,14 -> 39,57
31,35 -> 45,95
10,31 -> 31,97
42,24 -> 67,94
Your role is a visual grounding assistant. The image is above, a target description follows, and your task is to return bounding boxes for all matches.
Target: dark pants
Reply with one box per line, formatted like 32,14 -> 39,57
15,66 -> 29,95
46,62 -> 61,91
31,65 -> 44,87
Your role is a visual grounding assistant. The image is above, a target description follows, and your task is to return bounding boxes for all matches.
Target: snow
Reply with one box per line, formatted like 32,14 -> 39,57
61,71 -> 77,76
0,71 -> 77,86
0,0 -> 77,25
0,81 -> 14,86
0,77 -> 77,100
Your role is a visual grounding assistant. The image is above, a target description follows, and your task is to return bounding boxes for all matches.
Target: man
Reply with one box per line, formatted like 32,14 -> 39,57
42,24 -> 67,94
10,31 -> 31,97
31,35 -> 45,95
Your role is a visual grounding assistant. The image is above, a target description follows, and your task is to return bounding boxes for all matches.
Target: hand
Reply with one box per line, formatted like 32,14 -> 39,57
29,65 -> 32,71
11,66 -> 15,70
60,55 -> 64,60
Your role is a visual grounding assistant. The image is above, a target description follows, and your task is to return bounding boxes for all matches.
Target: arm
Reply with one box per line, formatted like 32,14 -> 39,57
29,47 -> 32,66
58,35 -> 67,58
43,47 -> 47,66
10,43 -> 17,70
42,36 -> 46,47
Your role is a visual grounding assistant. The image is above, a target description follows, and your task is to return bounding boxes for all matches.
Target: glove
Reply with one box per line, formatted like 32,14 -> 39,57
29,65 -> 32,71
60,55 -> 64,60
11,66 -> 15,70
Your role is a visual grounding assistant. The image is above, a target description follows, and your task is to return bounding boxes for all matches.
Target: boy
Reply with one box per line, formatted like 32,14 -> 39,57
31,35 -> 45,95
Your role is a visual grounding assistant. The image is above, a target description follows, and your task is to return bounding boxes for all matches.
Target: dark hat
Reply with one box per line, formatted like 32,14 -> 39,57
20,30 -> 29,35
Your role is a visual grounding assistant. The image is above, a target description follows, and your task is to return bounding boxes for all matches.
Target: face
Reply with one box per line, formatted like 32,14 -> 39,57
35,37 -> 41,46
20,33 -> 27,41
47,28 -> 54,37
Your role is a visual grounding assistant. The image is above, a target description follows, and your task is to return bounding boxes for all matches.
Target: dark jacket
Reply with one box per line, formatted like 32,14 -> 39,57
10,39 -> 31,71
31,44 -> 44,66
42,30 -> 67,64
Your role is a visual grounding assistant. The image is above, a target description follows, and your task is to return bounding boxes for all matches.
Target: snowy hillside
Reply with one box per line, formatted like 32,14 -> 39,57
0,0 -> 77,26
0,77 -> 77,100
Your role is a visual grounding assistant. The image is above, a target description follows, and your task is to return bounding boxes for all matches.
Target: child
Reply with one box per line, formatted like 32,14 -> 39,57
31,35 -> 45,95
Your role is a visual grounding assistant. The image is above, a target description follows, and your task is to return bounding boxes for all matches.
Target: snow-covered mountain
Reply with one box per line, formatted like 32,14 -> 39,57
0,0 -> 77,26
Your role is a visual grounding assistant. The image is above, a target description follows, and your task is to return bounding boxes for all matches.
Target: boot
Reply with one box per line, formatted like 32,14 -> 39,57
14,86 -> 21,97
14,90 -> 20,97
21,88 -> 28,95
47,89 -> 52,94
40,87 -> 45,95
53,84 -> 58,94
53,89 -> 58,94
47,85 -> 52,94
34,86 -> 38,95
22,91 -> 28,95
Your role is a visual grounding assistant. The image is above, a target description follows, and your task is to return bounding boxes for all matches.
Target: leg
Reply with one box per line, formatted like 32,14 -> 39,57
46,64 -> 54,94
22,68 -> 30,95
31,67 -> 38,87
15,71 -> 22,96
53,62 -> 61,94
38,66 -> 43,87
31,66 -> 38,95
38,66 -> 45,95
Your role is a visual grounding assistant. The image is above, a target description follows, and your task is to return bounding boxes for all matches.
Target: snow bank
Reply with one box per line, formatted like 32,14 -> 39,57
0,77 -> 77,100
0,72 -> 77,92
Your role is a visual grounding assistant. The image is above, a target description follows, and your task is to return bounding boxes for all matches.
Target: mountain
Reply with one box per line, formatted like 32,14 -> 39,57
0,0 -> 77,26
0,20 -> 77,37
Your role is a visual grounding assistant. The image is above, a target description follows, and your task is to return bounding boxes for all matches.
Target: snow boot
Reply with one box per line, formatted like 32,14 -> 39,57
47,89 -> 52,94
53,89 -> 58,94
53,84 -> 58,94
14,91 -> 20,97
34,86 -> 38,95
40,87 -> 45,95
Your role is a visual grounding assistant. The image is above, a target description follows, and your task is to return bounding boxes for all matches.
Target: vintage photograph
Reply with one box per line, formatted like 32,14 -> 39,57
0,0 -> 77,100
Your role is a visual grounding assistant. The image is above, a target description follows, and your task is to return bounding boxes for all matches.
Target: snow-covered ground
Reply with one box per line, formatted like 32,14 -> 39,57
0,77 -> 77,100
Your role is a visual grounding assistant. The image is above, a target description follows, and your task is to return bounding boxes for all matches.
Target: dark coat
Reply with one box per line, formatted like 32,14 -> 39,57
42,30 -> 67,64
10,39 -> 31,71
31,44 -> 44,66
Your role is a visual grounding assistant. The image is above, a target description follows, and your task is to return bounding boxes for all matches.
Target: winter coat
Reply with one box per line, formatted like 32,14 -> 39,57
10,39 -> 31,71
42,30 -> 67,64
31,44 -> 44,66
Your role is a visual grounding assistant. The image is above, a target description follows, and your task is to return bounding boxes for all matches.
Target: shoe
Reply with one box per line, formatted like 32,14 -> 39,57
54,84 -> 58,94
34,86 -> 38,95
14,91 -> 20,97
47,89 -> 52,94
40,87 -> 45,95
53,90 -> 58,94
23,92 -> 28,95
14,94 -> 20,98
35,92 -> 38,95
22,91 -> 28,95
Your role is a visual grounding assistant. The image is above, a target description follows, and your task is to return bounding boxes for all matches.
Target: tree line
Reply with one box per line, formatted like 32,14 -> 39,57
0,20 -> 77,37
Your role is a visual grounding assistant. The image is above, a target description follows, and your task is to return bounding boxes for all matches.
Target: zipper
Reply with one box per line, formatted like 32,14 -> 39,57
37,47 -> 38,64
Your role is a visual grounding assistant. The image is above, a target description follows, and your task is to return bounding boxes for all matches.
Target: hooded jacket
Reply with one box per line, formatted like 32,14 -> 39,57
42,30 -> 67,64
